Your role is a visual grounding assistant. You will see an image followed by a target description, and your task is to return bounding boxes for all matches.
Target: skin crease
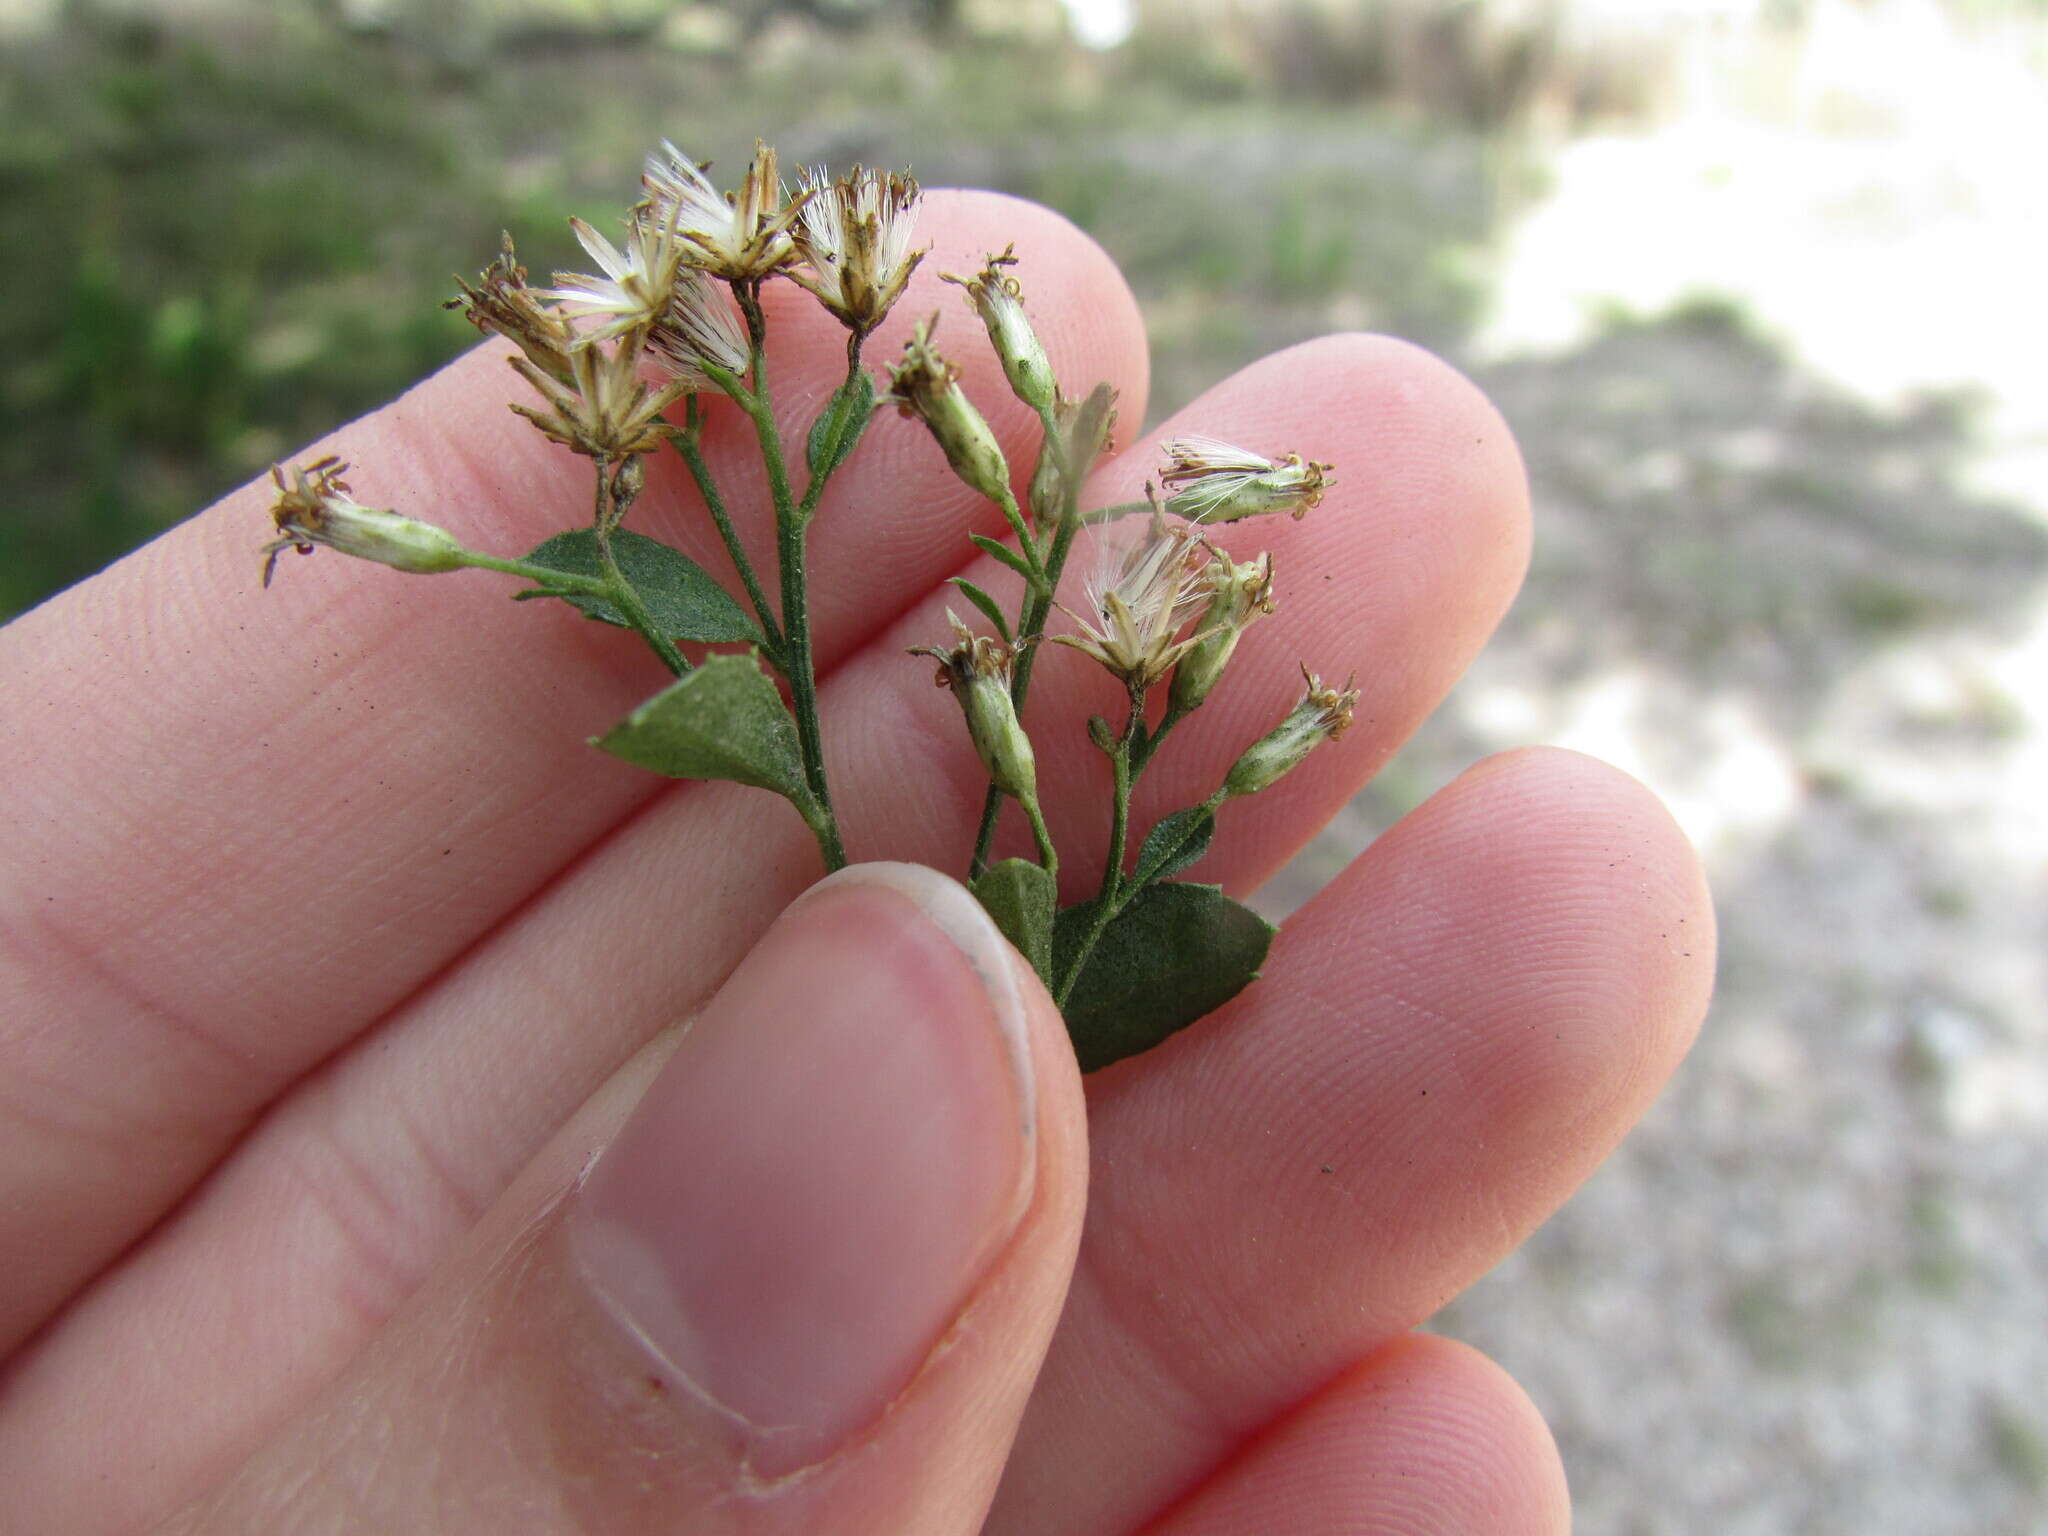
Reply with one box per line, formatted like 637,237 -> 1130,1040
0,187 -> 1713,1534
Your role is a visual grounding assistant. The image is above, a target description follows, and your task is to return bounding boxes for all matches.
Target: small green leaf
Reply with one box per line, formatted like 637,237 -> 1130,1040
971,859 -> 1056,984
948,578 -> 1013,643
1054,883 -> 1274,1072
1131,806 -> 1215,887
969,533 -> 1041,587
517,529 -> 760,645
805,371 -> 877,481
594,652 -> 811,806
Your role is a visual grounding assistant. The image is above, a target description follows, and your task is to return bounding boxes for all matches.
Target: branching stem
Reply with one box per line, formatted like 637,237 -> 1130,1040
672,401 -> 781,657
1056,676 -> 1148,1006
968,401 -> 1087,879
588,465 -> 690,677
731,280 -> 844,871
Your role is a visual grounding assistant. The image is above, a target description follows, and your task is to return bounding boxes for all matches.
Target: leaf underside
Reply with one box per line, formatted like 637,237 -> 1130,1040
1054,882 -> 1274,1073
593,652 -> 810,806
517,529 -> 760,646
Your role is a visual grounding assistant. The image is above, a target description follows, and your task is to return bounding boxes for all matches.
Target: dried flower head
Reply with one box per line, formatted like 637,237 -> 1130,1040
642,140 -> 807,282
792,165 -> 924,335
537,212 -> 688,343
645,266 -> 752,388
909,610 -> 1039,807
447,235 -> 577,382
943,245 -> 1055,411
1169,548 -> 1276,714
1054,509 -> 1215,689
1158,435 -> 1335,523
886,318 -> 1011,503
260,458 -> 467,586
1222,666 -> 1360,798
507,336 -> 687,461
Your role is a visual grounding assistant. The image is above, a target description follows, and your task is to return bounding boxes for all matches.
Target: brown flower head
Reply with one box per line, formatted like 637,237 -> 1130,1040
792,165 -> 925,335
642,140 -> 809,282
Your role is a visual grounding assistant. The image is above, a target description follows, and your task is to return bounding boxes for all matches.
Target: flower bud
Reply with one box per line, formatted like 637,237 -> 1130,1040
446,235 -> 577,384
910,612 -> 1039,807
1221,668 -> 1358,798
943,246 -> 1056,411
1159,436 -> 1335,523
1169,549 -> 1275,714
886,320 -> 1012,504
260,458 -> 468,587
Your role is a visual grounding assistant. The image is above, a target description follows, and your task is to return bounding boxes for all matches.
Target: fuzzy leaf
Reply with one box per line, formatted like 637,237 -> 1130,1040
1054,883 -> 1274,1072
517,529 -> 760,645
972,859 -> 1057,984
969,533 -> 1041,586
1131,806 -> 1216,887
805,370 -> 877,481
948,577 -> 1013,643
594,653 -> 811,806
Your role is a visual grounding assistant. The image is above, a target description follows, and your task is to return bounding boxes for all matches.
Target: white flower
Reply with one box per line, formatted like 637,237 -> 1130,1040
1053,512 -> 1214,687
537,213 -> 686,342
792,165 -> 924,334
645,266 -> 752,388
642,140 -> 806,281
1158,435 -> 1334,522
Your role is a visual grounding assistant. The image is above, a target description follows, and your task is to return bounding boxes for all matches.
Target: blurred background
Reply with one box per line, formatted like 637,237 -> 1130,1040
4,0 -> 2045,1528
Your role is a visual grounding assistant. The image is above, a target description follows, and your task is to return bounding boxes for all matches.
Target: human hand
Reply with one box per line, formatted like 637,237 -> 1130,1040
0,191 -> 1713,1533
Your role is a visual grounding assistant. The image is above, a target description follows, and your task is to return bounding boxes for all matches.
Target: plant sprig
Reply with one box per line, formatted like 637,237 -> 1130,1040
256,140 -> 1347,1071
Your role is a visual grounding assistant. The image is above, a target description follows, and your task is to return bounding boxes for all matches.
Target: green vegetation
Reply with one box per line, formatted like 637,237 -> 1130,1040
1,5 -> 1513,619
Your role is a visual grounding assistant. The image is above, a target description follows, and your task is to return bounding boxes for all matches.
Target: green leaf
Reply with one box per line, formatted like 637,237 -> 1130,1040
971,859 -> 1056,984
1131,806 -> 1215,887
594,652 -> 811,806
805,371 -> 877,481
1054,883 -> 1274,1072
969,533 -> 1041,587
517,529 -> 761,645
948,578 -> 1013,643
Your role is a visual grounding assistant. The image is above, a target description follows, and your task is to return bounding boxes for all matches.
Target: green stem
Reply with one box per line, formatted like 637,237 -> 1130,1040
672,401 -> 781,657
1056,678 -> 1146,1006
457,550 -> 609,595
1021,793 -> 1058,883
968,404 -> 1091,880
582,465 -> 689,678
994,488 -> 1041,575
1130,700 -> 1192,775
733,281 -> 843,870
1080,498 -> 1152,526
796,332 -> 869,523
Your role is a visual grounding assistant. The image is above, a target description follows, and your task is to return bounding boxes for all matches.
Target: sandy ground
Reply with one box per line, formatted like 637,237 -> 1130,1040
1253,31 -> 2048,1531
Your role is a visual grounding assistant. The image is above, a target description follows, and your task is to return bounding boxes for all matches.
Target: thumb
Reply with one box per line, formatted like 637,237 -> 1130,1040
172,863 -> 1087,1535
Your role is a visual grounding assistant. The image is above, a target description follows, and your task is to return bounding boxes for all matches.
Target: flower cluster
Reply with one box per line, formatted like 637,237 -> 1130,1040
260,139 -> 1358,1073
433,143 -> 929,518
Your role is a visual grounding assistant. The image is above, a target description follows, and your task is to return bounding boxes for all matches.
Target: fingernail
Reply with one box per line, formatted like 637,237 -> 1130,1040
566,862 -> 1036,1476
